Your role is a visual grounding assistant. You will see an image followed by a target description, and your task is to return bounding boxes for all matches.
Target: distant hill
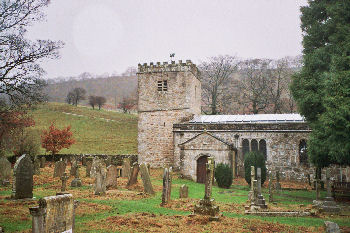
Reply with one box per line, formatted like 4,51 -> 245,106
45,75 -> 137,108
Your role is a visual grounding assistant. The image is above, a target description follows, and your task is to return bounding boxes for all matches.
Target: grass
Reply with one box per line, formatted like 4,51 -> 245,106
28,102 -> 137,155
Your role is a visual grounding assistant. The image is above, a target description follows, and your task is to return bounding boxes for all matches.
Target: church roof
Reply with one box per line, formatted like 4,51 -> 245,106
189,114 -> 305,124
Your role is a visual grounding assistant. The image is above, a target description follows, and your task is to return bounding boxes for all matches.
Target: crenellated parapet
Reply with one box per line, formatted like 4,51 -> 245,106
137,60 -> 199,77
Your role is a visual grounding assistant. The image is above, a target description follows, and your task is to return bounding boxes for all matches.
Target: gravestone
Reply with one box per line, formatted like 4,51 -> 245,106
0,156 -> 11,186
194,157 -> 220,219
139,163 -> 155,195
248,166 -> 255,201
11,154 -> 33,199
105,156 -> 112,167
179,184 -> 188,198
127,162 -> 139,187
161,167 -> 172,206
316,168 -> 340,213
85,161 -> 92,177
324,221 -> 341,233
71,165 -> 82,187
91,159 -> 106,195
275,170 -> 281,192
53,159 -> 66,178
70,160 -> 78,177
33,157 -> 41,175
29,193 -> 79,233
268,171 -> 273,202
106,165 -> 118,189
60,173 -> 69,192
40,157 -> 46,168
315,178 -> 320,200
255,168 -> 267,208
122,158 -> 131,179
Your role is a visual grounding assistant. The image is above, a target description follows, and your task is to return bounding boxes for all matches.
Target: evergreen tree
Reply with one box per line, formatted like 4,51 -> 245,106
291,1 -> 350,167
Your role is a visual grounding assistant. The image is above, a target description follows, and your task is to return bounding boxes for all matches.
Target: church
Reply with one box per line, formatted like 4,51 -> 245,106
137,60 -> 313,183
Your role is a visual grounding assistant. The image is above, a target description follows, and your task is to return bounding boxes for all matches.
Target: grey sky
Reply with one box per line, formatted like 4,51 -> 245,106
27,0 -> 308,79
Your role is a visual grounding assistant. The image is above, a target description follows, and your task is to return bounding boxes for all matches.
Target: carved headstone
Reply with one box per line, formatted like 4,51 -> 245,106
179,184 -> 188,198
34,158 -> 41,175
0,156 -> 11,186
106,165 -> 118,189
85,161 -> 92,177
139,163 -> 155,195
122,158 -> 131,179
127,162 -> 139,187
92,160 -> 106,195
53,159 -> 66,178
161,167 -> 172,206
194,157 -> 220,219
12,154 -> 33,199
71,165 -> 82,187
40,156 -> 46,168
29,194 -> 78,233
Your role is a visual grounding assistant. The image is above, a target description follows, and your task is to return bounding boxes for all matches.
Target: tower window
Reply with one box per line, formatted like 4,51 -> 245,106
157,80 -> 168,91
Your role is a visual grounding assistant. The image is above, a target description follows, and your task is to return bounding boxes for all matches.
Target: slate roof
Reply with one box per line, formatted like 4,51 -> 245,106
189,114 -> 305,124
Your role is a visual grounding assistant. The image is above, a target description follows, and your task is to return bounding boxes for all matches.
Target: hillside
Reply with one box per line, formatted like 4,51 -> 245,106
29,102 -> 138,154
45,75 -> 138,107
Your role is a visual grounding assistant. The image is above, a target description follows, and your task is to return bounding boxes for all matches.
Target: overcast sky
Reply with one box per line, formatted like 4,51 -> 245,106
27,0 -> 308,79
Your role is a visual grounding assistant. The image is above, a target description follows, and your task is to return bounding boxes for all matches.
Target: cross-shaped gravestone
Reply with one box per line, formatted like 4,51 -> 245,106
204,158 -> 214,200
60,173 -> 69,192
251,166 -> 255,191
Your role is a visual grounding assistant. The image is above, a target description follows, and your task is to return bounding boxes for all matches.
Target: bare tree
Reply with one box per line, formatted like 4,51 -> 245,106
238,59 -> 272,114
119,96 -> 136,113
0,0 -> 63,105
199,55 -> 238,115
95,96 -> 106,110
70,88 -> 86,106
88,95 -> 97,109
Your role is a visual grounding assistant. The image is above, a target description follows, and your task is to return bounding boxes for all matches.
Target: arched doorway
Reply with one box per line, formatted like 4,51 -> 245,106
197,155 -> 208,183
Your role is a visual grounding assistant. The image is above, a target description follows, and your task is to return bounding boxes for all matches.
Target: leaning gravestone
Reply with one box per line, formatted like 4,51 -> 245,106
194,157 -> 220,220
0,156 -> 11,186
40,156 -> 46,168
139,163 -> 155,195
29,193 -> 79,233
179,184 -> 188,198
106,165 -> 118,189
127,162 -> 140,187
53,159 -> 66,178
12,154 -> 33,199
122,158 -> 131,178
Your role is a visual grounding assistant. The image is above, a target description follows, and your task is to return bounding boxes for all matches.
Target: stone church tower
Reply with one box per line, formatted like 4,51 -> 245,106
137,60 -> 201,167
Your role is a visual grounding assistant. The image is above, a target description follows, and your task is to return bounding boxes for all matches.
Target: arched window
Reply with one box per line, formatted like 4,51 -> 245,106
242,139 -> 250,157
299,139 -> 308,165
259,139 -> 267,160
251,139 -> 258,152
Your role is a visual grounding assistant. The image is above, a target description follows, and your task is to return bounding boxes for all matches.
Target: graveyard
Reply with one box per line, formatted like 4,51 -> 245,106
1,156 -> 350,232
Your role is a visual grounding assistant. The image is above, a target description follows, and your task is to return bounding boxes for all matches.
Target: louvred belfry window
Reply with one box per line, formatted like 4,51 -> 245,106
157,80 -> 168,91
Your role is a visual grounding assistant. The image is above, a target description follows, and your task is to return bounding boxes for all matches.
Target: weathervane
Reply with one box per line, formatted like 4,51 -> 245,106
170,53 -> 175,62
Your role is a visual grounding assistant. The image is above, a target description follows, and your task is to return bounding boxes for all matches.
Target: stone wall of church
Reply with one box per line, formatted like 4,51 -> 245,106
173,122 -> 314,182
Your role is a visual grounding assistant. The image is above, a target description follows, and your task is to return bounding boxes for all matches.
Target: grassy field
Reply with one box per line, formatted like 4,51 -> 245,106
0,163 -> 349,232
28,102 -> 137,155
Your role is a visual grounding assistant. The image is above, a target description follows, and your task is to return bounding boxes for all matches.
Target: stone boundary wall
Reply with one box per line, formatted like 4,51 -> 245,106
8,154 -> 138,166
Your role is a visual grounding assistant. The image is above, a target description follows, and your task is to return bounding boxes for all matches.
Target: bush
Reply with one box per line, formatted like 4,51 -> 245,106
214,163 -> 233,188
244,151 -> 267,185
13,130 -> 41,157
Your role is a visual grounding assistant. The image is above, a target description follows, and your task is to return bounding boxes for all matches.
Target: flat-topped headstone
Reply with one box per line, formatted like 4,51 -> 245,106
179,184 -> 188,198
0,156 -> 11,186
12,154 -> 33,199
139,163 -> 155,195
127,162 -> 139,187
29,193 -> 78,233
40,157 -> 46,168
106,165 -> 118,189
122,158 -> 131,179
53,159 -> 66,178
85,161 -> 92,177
